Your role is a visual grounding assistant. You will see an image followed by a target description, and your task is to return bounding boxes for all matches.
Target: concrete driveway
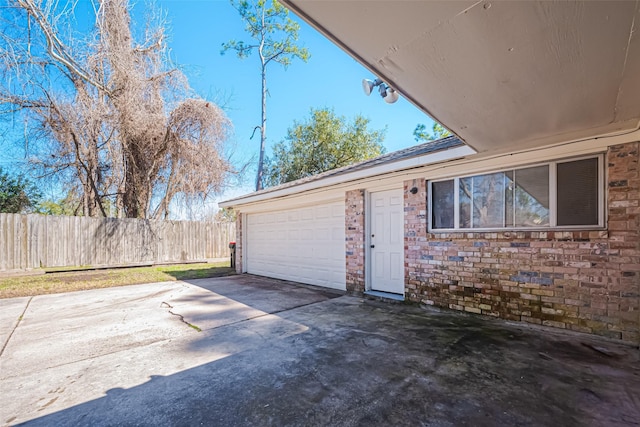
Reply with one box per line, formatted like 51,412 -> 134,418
1,275 -> 638,426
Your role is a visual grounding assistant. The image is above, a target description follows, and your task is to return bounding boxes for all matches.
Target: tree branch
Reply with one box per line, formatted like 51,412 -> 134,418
16,0 -> 111,94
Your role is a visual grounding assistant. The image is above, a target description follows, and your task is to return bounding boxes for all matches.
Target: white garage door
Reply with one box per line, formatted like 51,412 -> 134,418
246,201 -> 346,290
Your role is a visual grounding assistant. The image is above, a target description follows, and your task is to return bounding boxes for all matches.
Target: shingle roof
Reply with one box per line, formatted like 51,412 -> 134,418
224,135 -> 465,203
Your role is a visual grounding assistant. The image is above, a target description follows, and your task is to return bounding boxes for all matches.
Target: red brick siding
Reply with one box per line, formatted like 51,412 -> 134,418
345,189 -> 365,294
404,142 -> 640,343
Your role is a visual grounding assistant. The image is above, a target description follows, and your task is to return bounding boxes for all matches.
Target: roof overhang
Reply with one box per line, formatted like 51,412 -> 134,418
280,0 -> 640,154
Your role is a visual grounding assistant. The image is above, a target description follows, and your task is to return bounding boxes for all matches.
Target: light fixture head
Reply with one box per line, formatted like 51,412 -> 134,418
362,78 -> 382,96
383,87 -> 399,104
362,79 -> 374,96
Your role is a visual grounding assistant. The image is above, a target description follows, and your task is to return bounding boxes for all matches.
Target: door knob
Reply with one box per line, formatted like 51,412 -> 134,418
370,245 -> 375,248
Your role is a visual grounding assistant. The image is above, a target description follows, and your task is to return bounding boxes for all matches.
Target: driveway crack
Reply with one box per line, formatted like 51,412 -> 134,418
160,301 -> 202,332
1,296 -> 33,358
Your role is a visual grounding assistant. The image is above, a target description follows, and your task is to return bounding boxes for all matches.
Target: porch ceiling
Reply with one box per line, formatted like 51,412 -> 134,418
281,0 -> 640,154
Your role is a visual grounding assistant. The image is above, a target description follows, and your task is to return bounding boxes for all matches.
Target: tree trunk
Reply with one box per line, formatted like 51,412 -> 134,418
256,65 -> 267,191
86,137 -> 101,217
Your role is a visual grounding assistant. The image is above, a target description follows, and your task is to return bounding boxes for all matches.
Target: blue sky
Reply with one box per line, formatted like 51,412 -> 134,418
158,0 -> 436,192
1,0 -> 436,214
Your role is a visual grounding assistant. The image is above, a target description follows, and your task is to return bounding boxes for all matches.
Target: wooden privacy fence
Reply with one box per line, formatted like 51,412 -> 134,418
0,213 -> 235,271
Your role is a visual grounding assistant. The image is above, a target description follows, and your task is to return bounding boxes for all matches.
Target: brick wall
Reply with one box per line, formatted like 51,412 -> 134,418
345,189 -> 366,294
404,142 -> 640,343
235,213 -> 243,274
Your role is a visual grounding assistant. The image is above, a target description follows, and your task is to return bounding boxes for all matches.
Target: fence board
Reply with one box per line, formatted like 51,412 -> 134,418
0,213 -> 235,271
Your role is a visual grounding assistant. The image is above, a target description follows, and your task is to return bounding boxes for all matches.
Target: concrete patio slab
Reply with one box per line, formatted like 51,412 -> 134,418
0,297 -> 30,354
1,274 -> 638,426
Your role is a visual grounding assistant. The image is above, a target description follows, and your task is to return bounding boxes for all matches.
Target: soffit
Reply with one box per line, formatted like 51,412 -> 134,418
281,1 -> 640,153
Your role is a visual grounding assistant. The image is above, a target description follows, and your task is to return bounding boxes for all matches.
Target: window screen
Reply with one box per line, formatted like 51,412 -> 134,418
431,180 -> 454,229
557,158 -> 598,226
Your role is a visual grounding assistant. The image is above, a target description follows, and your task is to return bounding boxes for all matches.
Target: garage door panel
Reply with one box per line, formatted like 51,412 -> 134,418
316,206 -> 329,218
300,246 -> 313,259
316,246 -> 329,261
246,201 -> 346,290
315,227 -> 330,240
301,228 -> 313,240
331,226 -> 343,241
331,249 -> 343,262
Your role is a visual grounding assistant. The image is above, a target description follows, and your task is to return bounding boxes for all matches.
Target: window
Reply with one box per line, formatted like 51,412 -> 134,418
432,180 -> 454,229
557,158 -> 599,226
429,156 -> 603,230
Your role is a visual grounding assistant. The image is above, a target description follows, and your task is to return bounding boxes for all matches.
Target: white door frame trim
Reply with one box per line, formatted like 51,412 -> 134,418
364,189 -> 371,292
241,212 -> 248,273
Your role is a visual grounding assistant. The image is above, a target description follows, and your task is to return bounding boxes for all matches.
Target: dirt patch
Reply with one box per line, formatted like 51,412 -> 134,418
52,272 -> 111,283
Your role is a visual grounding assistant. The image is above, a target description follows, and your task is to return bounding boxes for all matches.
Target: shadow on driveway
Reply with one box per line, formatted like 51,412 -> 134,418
163,265 -> 236,281
2,275 -> 639,426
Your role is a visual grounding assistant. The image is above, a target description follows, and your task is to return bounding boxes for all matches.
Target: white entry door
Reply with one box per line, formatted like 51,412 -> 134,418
370,189 -> 404,294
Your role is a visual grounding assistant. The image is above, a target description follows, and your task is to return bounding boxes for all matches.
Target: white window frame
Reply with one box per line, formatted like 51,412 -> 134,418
428,154 -> 605,232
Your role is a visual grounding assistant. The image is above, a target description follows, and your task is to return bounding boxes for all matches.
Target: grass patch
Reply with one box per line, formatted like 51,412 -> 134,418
0,262 -> 235,299
187,323 -> 202,332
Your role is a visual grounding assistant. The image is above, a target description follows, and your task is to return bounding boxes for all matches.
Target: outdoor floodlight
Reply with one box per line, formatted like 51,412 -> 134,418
380,86 -> 399,104
362,78 -> 399,104
362,78 -> 382,96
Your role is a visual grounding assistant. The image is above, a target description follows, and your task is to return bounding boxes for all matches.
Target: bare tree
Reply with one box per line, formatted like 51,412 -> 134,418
222,0 -> 309,191
0,0 -> 112,216
0,0 -> 232,218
